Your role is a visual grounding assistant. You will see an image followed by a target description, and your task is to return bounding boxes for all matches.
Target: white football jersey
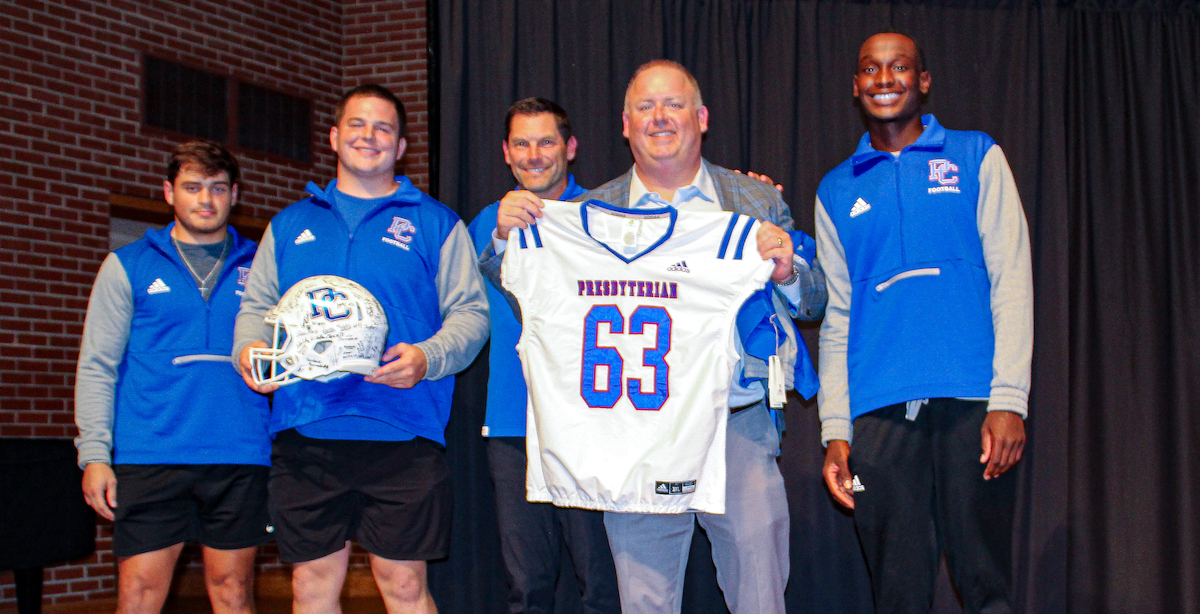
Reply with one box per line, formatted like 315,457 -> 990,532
502,200 -> 773,514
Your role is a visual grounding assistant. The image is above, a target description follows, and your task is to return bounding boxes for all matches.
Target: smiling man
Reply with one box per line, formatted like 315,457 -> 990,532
815,33 -> 1033,613
467,98 -> 620,614
485,60 -> 827,614
75,141 -> 270,614
234,84 -> 488,614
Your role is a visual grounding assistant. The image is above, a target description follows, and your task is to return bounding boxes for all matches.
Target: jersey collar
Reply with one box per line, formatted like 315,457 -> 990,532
578,199 -> 678,264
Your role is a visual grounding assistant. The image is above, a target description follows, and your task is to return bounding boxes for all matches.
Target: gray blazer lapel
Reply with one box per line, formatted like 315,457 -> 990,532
706,160 -> 738,213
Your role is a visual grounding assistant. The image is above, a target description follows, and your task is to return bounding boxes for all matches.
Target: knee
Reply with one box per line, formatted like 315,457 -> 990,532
375,563 -> 428,604
291,568 -> 341,608
120,571 -> 163,597
117,572 -> 170,614
206,568 -> 254,609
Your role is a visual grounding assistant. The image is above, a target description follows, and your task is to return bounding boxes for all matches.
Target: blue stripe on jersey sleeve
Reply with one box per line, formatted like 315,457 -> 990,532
519,228 -> 528,249
734,218 -> 755,260
718,213 -> 741,259
530,223 -> 543,248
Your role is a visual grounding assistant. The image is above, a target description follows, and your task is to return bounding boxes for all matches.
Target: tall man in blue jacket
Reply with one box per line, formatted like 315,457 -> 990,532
75,141 -> 271,614
468,97 -> 621,614
487,60 -> 826,614
235,84 -> 488,614
817,33 -> 1033,613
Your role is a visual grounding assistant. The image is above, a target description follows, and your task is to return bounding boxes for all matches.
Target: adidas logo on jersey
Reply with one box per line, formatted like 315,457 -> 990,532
851,475 -> 865,493
147,278 -> 171,295
849,197 -> 872,218
654,480 -> 696,495
666,260 -> 690,273
294,229 -> 316,245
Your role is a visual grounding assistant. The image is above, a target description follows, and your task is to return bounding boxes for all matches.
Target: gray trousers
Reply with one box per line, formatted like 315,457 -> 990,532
603,402 -> 789,614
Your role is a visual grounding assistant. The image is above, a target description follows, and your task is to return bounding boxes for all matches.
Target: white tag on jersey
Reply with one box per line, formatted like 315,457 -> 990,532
769,354 -> 786,408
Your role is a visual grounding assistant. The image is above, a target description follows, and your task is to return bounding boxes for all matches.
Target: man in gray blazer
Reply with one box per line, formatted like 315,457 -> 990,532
484,60 -> 825,613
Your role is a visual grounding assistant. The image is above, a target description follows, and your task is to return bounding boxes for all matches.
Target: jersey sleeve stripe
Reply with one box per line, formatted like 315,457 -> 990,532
530,223 -> 543,248
733,218 -> 755,260
518,228 -> 528,249
717,213 -> 741,259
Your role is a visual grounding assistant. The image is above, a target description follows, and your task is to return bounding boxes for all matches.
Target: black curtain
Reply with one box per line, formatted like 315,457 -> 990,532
1066,6 -> 1200,613
430,1 -> 1199,612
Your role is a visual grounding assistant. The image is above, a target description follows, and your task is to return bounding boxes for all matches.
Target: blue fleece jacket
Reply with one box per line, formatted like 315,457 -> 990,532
108,226 -> 269,465
468,175 -> 586,437
815,115 -> 1034,431
266,178 -> 465,443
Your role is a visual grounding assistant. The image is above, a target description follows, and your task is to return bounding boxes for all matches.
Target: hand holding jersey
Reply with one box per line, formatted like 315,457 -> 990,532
502,200 -> 774,514
481,61 -> 821,614
498,189 -> 797,284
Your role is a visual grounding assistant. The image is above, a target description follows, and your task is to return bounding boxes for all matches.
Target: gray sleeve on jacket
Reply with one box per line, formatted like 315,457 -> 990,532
414,220 -> 490,380
977,145 -> 1034,417
232,224 -> 279,365
815,195 -> 854,445
74,253 -> 132,468
479,233 -> 524,323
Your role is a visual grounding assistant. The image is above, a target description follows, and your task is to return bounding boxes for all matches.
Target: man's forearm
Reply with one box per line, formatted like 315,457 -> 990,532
74,254 -> 132,468
977,146 -> 1033,416
232,225 -> 279,363
416,222 -> 490,380
815,196 -> 854,444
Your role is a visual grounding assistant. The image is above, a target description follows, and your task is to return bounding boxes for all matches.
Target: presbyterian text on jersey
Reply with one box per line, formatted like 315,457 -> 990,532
577,279 -> 679,299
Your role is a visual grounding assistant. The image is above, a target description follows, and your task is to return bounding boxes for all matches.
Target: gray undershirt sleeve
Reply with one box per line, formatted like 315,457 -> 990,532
232,224 -> 279,368
815,195 -> 854,446
74,253 -> 133,468
414,221 -> 490,380
977,145 -> 1034,417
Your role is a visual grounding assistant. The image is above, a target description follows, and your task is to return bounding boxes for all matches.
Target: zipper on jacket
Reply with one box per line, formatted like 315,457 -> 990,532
173,354 -> 231,365
875,267 -> 940,292
895,155 -> 906,265
206,299 -> 212,347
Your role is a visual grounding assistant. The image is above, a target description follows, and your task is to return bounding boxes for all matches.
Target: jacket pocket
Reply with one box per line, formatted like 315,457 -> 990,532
874,267 -> 940,292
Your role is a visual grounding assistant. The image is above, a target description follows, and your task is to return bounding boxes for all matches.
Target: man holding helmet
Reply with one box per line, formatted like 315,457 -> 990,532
234,84 -> 488,614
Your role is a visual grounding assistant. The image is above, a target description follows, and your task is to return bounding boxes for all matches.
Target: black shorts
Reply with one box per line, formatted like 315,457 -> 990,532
268,429 -> 452,564
111,464 -> 271,558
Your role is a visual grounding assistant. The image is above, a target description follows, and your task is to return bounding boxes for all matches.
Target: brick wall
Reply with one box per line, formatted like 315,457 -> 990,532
343,0 -> 429,191
0,0 -> 428,606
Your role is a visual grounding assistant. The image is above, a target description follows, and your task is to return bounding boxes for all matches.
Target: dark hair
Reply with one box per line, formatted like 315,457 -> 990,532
334,84 -> 407,138
166,140 -> 239,185
504,97 -> 572,142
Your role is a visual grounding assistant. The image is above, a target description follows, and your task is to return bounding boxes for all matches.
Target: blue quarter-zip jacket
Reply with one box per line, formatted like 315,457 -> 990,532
816,116 -> 996,420
467,175 -> 586,438
267,178 -> 463,443
112,225 -> 270,465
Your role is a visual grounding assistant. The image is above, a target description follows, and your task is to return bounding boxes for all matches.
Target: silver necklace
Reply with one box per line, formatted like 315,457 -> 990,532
173,235 -> 229,292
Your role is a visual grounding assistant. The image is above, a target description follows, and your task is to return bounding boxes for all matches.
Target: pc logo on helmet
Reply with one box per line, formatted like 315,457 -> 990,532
249,275 -> 389,386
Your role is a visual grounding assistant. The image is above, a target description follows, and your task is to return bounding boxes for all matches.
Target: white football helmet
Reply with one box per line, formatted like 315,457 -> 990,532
249,275 -> 389,386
